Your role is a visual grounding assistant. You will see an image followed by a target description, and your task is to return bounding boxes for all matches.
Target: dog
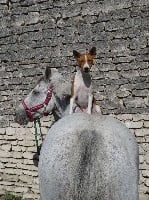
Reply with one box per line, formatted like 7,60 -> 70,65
69,47 -> 101,114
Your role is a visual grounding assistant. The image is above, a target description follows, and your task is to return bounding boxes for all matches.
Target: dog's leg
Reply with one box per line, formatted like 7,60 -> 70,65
93,98 -> 102,114
69,97 -> 74,114
95,105 -> 101,113
87,94 -> 93,114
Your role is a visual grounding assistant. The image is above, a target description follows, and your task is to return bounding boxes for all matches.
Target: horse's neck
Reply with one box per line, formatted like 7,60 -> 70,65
54,95 -> 70,118
50,74 -> 71,118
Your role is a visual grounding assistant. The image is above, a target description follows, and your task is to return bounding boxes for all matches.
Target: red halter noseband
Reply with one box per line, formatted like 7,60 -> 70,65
22,83 -> 54,122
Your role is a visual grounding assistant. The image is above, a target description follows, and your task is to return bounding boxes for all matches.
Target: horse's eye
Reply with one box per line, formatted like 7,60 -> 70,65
32,89 -> 40,95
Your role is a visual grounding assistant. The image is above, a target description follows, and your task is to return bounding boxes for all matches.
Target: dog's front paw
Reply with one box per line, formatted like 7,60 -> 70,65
87,109 -> 91,114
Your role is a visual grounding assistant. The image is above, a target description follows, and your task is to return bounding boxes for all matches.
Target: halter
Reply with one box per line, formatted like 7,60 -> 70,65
22,83 -> 54,122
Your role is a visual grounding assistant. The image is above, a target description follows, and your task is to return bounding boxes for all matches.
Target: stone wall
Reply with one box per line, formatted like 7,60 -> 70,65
0,0 -> 148,199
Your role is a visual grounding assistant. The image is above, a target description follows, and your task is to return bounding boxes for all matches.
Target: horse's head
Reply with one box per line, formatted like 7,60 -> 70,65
15,67 -> 71,125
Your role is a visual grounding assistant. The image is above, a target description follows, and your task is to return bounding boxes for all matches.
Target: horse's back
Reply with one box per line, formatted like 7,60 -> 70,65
39,113 -> 139,200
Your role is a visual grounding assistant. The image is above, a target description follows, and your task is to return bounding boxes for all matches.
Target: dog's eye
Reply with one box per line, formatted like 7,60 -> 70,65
32,89 -> 40,95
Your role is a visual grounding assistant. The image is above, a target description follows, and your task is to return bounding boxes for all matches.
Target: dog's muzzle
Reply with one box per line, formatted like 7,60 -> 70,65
84,67 -> 90,73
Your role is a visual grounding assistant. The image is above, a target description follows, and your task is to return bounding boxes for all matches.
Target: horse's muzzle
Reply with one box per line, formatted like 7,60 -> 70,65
15,109 -> 28,125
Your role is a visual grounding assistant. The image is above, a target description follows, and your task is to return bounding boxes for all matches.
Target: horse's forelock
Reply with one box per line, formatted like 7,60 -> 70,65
51,72 -> 71,98
32,76 -> 44,88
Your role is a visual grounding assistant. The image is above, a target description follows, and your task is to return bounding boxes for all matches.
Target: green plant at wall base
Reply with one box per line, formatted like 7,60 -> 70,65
5,193 -> 23,200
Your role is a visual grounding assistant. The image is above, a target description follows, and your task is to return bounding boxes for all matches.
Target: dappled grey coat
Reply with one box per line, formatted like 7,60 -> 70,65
39,113 -> 139,200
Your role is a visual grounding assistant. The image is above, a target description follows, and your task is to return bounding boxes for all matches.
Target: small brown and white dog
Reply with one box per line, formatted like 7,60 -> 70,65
69,47 -> 101,114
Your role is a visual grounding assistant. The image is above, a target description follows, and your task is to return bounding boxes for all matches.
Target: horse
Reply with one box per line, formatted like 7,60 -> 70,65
39,113 -> 139,200
15,67 -> 71,125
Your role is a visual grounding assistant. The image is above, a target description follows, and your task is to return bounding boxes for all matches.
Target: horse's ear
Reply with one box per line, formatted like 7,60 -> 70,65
45,66 -> 51,80
73,50 -> 80,59
89,47 -> 96,56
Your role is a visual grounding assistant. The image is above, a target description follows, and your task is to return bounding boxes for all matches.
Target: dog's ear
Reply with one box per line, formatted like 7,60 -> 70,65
89,47 -> 96,56
45,66 -> 51,80
73,50 -> 80,59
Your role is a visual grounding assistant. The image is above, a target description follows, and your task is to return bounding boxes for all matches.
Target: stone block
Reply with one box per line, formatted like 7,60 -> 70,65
15,128 -> 30,141
1,157 -> 23,165
139,155 -> 145,164
3,174 -> 19,182
24,159 -> 34,165
19,174 -> 34,184
145,153 -> 149,164
145,136 -> 149,142
0,150 -> 12,158
10,123 -> 21,128
5,163 -> 16,168
117,90 -> 131,98
23,152 -> 34,160
11,140 -> 18,146
0,0 -> 7,3
142,170 -> 149,178
25,12 -> 40,25
136,137 -> 146,143
33,177 -> 39,185
138,145 -> 146,155
0,128 -> 5,135
145,179 -> 149,187
125,121 -> 143,129
124,97 -> 145,109
133,114 -> 149,121
115,114 -> 133,120
132,89 -> 148,97
144,121 -> 149,128
14,186 -> 29,193
23,170 -> 38,177
17,163 -> 37,171
4,168 -> 22,176
0,181 -> 15,187
135,129 -> 149,137
13,151 -> 23,159
27,146 -> 37,153
6,127 -> 15,136
23,193 -> 38,200
142,143 -> 149,152
144,97 -> 149,106
139,163 -> 149,170
19,140 -> 35,147
105,71 -> 120,79
0,162 -> 4,173
4,134 -> 17,141
121,70 -> 140,79
139,193 -> 149,200
129,37 -> 147,50
12,145 -> 22,152
105,20 -> 124,31
113,55 -> 135,64
1,144 -> 11,151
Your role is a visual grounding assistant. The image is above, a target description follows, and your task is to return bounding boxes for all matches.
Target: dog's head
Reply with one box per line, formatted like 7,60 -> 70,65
73,47 -> 96,73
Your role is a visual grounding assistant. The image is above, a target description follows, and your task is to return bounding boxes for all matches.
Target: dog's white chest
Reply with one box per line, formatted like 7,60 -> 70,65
74,71 -> 92,108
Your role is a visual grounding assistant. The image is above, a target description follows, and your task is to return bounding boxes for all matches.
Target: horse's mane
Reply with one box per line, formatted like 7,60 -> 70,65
51,72 -> 71,99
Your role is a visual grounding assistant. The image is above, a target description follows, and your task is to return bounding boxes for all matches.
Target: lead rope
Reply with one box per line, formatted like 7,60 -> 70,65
33,119 -> 42,155
37,118 -> 44,142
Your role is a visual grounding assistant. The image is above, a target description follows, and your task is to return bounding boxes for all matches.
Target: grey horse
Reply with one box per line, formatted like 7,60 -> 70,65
15,67 -> 139,200
39,113 -> 139,200
15,67 -> 71,125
